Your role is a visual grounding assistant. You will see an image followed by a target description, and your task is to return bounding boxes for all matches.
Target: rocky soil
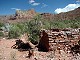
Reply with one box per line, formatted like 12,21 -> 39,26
0,38 -> 80,60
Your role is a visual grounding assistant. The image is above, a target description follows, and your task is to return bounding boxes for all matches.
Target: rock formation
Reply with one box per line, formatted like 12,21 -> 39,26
41,7 -> 80,20
0,7 -> 80,22
40,13 -> 54,20
15,9 -> 37,19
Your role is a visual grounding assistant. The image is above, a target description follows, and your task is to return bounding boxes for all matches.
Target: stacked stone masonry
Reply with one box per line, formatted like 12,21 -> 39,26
38,28 -> 80,52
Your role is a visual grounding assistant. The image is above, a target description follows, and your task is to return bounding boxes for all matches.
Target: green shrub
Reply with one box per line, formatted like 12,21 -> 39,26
26,14 -> 42,44
4,15 -> 80,41
0,22 -> 4,30
8,24 -> 21,39
0,32 -> 4,37
0,23 -> 4,27
70,23 -> 79,28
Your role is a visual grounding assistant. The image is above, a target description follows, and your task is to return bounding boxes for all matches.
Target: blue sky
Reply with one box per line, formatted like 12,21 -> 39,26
0,0 -> 80,15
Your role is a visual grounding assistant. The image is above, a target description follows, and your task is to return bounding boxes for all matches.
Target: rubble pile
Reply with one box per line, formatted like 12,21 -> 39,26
38,28 -> 80,52
37,28 -> 80,60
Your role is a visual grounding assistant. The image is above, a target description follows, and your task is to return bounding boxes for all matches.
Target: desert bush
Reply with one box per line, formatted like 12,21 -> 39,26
49,19 -> 80,29
0,22 -> 4,27
16,23 -> 29,34
0,22 -> 4,30
1,14 -> 80,42
27,19 -> 41,44
8,24 -> 21,39
0,32 -> 4,37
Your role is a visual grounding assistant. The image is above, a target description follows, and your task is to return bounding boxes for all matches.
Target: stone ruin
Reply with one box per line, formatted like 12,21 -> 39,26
15,9 -> 37,19
9,9 -> 37,20
38,28 -> 80,52
10,28 -> 80,59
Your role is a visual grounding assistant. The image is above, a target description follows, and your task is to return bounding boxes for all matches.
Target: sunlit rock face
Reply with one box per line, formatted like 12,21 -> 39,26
15,9 -> 37,19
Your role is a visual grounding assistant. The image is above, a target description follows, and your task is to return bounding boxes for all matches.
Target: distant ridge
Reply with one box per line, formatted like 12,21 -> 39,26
41,7 -> 80,20
0,7 -> 80,23
53,7 -> 80,20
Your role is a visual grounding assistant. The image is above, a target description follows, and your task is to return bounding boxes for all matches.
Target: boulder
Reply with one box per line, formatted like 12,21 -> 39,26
20,33 -> 29,43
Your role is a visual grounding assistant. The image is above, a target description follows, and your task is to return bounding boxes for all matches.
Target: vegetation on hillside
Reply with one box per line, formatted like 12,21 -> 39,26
0,14 -> 80,43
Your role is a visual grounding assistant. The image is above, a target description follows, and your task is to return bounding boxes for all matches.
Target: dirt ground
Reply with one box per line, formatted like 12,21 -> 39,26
0,38 -> 80,60
0,38 -> 50,60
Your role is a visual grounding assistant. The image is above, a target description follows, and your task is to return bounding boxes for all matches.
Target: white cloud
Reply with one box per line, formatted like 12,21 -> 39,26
76,0 -> 80,2
31,3 -> 40,6
41,3 -> 48,8
54,4 -> 80,14
11,8 -> 21,10
29,0 -> 40,6
29,0 -> 35,4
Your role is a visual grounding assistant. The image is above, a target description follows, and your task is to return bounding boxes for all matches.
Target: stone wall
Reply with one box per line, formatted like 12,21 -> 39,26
38,28 -> 80,52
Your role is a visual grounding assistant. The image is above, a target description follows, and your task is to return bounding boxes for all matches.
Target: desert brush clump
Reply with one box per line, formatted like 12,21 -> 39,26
8,24 -> 22,39
0,32 -> 4,37
0,14 -> 80,43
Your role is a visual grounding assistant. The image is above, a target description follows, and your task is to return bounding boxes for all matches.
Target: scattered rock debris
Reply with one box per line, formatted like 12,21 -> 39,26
0,28 -> 80,60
